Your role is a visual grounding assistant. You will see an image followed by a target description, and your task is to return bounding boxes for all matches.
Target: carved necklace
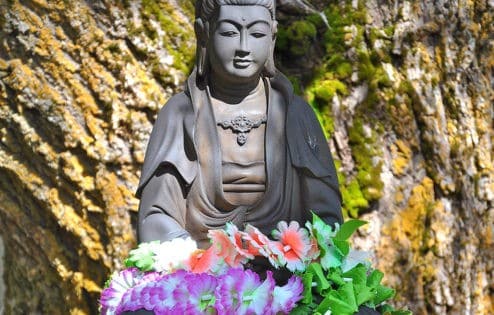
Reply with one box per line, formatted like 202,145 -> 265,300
217,113 -> 267,145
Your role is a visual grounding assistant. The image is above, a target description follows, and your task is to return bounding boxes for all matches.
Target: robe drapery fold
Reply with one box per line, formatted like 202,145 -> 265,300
137,70 -> 342,247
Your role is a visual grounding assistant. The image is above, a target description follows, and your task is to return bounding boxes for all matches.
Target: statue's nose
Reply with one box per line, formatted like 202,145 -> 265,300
238,30 -> 249,54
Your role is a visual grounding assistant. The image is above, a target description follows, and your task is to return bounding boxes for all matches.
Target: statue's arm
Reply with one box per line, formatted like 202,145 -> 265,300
137,166 -> 190,243
300,169 -> 343,226
288,95 -> 343,226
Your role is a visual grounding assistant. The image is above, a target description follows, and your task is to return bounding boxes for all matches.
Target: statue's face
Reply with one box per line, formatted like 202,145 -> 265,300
208,5 -> 274,83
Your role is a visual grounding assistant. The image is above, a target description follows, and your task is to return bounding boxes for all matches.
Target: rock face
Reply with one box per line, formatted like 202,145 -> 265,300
0,0 -> 492,314
0,235 -> 4,315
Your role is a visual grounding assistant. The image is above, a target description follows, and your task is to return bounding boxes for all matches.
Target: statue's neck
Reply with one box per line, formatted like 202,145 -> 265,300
208,74 -> 262,104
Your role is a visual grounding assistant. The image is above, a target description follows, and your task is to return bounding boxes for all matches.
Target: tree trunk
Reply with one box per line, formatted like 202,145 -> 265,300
0,0 -> 492,314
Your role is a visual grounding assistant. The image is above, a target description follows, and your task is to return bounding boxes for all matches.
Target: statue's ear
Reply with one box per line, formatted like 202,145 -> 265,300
263,20 -> 278,77
272,20 -> 278,39
194,18 -> 209,77
194,18 -> 209,45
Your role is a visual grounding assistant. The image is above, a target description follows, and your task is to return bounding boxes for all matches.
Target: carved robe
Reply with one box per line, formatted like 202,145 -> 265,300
136,71 -> 342,247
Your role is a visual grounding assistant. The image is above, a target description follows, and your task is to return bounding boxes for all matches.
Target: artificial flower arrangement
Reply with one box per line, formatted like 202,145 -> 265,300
100,213 -> 412,315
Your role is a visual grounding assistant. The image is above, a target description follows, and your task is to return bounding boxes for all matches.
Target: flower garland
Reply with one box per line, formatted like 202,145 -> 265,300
100,213 -> 412,315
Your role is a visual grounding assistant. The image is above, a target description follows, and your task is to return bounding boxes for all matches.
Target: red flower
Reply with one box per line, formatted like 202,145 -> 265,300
272,221 -> 311,272
185,247 -> 218,273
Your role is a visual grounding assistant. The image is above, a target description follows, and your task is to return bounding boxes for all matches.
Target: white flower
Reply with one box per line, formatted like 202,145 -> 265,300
152,237 -> 198,272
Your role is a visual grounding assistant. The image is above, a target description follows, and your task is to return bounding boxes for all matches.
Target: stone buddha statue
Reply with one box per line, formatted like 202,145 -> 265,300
136,0 -> 343,249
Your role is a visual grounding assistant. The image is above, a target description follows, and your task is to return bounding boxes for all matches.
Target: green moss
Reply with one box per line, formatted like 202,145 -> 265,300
384,25 -> 395,37
285,20 -> 317,56
140,0 -> 195,75
341,179 -> 369,218
311,77 -> 348,102
279,0 -> 390,218
305,72 -> 347,138
347,118 -> 384,213
335,62 -> 353,78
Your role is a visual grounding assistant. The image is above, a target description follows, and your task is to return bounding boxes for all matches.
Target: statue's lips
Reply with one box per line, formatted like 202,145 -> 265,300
233,59 -> 252,68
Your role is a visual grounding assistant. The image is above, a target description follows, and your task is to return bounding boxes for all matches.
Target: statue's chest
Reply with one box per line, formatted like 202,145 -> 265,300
211,97 -> 267,164
210,95 -> 267,206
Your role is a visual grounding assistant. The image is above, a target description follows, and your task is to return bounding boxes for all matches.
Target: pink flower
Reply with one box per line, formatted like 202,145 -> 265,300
265,241 -> 287,268
208,228 -> 248,268
244,224 -> 271,257
306,237 -> 320,262
225,223 -> 255,260
272,221 -> 311,272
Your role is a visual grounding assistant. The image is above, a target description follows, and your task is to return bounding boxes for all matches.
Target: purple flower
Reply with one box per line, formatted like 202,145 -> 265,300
235,269 -> 275,315
100,268 -> 146,315
215,268 -> 245,314
242,271 -> 276,314
117,270 -> 187,314
184,273 -> 218,314
151,270 -> 188,314
272,275 -> 304,314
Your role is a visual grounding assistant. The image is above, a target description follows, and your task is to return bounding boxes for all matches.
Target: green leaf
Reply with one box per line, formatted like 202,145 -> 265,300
320,246 -> 343,269
333,239 -> 350,256
354,284 -> 375,306
326,268 -> 346,286
335,219 -> 367,241
124,241 -> 159,271
314,292 -> 333,313
301,271 -> 314,304
337,281 -> 357,308
135,256 -> 154,271
374,284 -> 395,305
308,263 -> 330,294
289,304 -> 313,315
389,311 -> 413,315
367,269 -> 384,288
342,264 -> 367,286
378,304 -> 394,313
308,212 -> 336,246
324,282 -> 358,314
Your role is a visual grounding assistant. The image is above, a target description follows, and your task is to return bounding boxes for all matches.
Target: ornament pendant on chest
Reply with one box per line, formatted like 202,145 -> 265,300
217,112 -> 267,146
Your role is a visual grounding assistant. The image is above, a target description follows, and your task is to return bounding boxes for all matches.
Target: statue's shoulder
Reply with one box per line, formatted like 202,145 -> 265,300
270,72 -> 317,121
290,96 -> 324,137
157,91 -> 194,119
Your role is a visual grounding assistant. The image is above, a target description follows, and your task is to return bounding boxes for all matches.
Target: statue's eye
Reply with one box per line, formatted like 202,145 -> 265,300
251,32 -> 267,38
220,31 -> 238,37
